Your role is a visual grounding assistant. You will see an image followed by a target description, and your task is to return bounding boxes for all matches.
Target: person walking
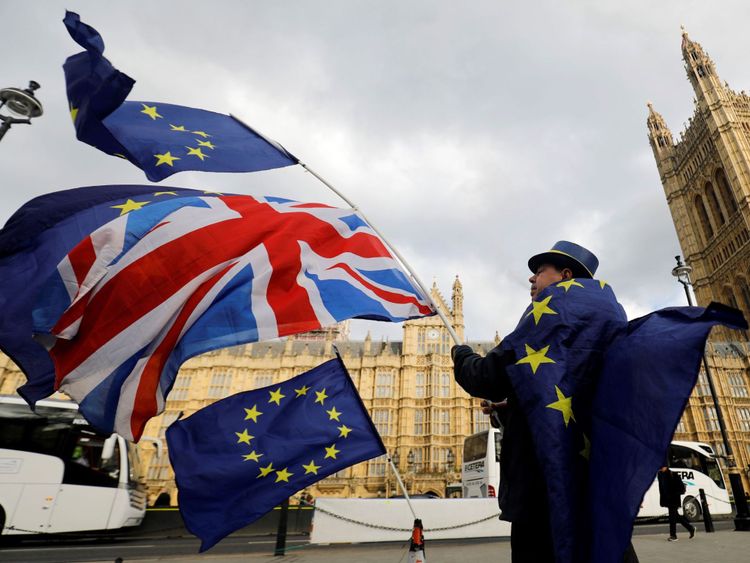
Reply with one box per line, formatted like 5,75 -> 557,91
657,466 -> 695,541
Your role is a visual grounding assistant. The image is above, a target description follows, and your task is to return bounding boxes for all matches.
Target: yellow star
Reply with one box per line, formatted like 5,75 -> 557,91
315,389 -> 328,405
546,385 -> 575,427
154,151 -> 180,167
113,153 -> 127,159
557,279 -> 584,292
169,124 -> 187,131
197,139 -> 216,149
599,280 -> 608,289
242,451 -> 262,462
154,191 -> 178,196
140,104 -> 163,120
326,406 -> 342,421
526,295 -> 558,325
269,388 -> 286,406
111,199 -> 149,216
192,130 -> 211,138
203,190 -> 224,195
244,404 -> 263,422
338,425 -> 352,438
580,434 -> 591,460
275,467 -> 293,483
257,462 -> 274,478
185,146 -> 209,161
235,429 -> 254,444
295,385 -> 310,397
69,104 -> 78,123
302,460 -> 321,475
324,444 -> 340,460
515,344 -> 556,374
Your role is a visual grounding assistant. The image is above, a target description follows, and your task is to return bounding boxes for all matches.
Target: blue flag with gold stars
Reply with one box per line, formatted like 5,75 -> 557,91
62,11 -> 298,182
166,357 -> 386,551
499,278 -> 745,563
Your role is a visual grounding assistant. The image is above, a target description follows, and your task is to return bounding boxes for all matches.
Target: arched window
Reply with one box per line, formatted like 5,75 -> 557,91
695,194 -> 714,241
723,287 -> 739,309
706,182 -> 726,226
715,169 -> 738,214
738,279 -> 750,312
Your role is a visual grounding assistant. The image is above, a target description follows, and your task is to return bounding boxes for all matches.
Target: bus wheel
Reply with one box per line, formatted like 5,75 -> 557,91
683,497 -> 702,522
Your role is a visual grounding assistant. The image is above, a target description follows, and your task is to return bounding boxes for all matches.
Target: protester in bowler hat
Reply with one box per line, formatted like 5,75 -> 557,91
452,241 -> 638,563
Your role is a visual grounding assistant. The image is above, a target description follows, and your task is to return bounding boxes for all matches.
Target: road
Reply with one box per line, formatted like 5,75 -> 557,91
0,519 -> 741,562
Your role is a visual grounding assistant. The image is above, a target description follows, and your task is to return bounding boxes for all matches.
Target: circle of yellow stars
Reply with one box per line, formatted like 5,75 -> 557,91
514,278 -> 612,460
233,381 -> 354,485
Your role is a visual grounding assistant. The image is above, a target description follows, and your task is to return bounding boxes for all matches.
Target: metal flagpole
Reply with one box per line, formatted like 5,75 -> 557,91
388,455 -> 417,519
229,114 -> 462,345
299,163 -> 462,346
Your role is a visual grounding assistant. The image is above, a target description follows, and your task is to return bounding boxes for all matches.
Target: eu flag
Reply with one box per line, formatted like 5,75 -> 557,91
498,278 -> 745,563
166,357 -> 386,551
62,11 -> 298,182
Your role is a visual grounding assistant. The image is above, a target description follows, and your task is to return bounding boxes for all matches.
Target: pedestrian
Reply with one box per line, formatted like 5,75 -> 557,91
657,466 -> 695,541
452,241 -> 638,563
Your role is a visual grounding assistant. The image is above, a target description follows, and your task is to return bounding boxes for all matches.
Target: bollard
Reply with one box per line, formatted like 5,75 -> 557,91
698,488 -> 714,533
274,497 -> 290,556
408,518 -> 426,563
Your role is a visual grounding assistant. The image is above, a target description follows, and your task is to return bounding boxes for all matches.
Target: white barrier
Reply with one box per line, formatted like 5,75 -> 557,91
310,498 -> 511,544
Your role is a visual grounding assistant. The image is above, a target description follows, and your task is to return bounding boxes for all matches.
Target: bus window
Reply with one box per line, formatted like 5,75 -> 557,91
670,445 -> 703,473
702,457 -> 725,489
63,429 -> 120,488
464,432 -> 488,462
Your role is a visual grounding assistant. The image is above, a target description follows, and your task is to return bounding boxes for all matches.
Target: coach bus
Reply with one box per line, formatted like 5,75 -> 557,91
0,395 -> 147,535
462,428 -> 502,498
462,431 -> 730,521
638,440 -> 731,521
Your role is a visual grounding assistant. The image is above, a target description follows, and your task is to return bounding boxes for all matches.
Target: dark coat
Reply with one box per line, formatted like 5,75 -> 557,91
657,469 -> 685,508
452,343 -> 548,522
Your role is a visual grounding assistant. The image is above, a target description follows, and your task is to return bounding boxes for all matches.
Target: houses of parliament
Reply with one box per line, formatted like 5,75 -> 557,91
1,29 -> 750,502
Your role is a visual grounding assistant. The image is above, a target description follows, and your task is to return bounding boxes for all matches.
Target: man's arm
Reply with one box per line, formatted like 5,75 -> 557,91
452,344 -> 515,402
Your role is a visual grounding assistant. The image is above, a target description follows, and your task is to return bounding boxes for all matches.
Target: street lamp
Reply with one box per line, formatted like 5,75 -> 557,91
671,255 -> 750,530
0,81 -> 43,142
407,449 -> 415,494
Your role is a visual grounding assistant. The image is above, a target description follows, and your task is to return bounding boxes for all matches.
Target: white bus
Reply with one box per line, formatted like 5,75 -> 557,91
638,440 -> 731,521
462,428 -> 502,498
0,395 -> 147,536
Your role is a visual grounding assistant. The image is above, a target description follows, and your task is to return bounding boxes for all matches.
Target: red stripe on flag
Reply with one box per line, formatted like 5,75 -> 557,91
129,261 -> 236,441
69,235 -> 97,290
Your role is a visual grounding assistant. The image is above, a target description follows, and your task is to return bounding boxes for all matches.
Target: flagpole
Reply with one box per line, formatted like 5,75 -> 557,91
228,114 -> 461,345
388,455 -> 417,519
299,163 -> 462,346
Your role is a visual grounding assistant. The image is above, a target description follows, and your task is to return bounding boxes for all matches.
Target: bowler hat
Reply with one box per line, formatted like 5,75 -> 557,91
528,241 -> 598,279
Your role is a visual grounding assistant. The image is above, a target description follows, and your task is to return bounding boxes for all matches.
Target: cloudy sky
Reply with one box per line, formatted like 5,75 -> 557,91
3,1 -> 749,342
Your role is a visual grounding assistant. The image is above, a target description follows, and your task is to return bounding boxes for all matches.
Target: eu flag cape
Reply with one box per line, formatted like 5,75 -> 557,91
498,278 -> 745,563
63,11 -> 298,181
166,357 -> 386,551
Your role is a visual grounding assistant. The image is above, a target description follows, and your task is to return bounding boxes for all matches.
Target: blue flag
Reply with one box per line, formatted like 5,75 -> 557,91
0,185 -> 209,406
62,11 -> 298,182
166,357 -> 385,551
498,279 -> 746,563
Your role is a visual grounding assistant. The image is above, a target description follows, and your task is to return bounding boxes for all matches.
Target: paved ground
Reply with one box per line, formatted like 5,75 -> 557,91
79,527 -> 748,563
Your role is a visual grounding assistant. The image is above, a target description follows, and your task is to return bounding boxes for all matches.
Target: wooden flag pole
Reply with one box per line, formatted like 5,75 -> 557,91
229,114 -> 461,345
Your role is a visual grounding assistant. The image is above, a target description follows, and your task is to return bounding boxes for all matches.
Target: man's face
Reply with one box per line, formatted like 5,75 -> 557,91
529,264 -> 563,300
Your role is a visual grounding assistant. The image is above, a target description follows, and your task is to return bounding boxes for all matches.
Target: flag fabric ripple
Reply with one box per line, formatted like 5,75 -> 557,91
166,357 -> 386,551
28,190 -> 433,441
63,11 -> 298,182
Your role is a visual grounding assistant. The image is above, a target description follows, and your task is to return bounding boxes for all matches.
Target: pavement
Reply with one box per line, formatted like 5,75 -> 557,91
84,526 -> 749,562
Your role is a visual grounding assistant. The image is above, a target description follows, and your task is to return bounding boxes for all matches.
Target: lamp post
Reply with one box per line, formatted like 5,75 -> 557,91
0,81 -> 43,142
407,449 -> 415,495
671,255 -> 750,530
446,449 -> 455,472
388,451 -> 400,498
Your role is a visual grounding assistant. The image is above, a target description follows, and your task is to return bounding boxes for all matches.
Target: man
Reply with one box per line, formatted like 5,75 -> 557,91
452,241 -> 637,563
657,465 -> 695,541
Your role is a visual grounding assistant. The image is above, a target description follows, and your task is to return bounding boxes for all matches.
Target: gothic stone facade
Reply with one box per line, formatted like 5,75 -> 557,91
0,278 -> 497,504
648,30 -> 750,490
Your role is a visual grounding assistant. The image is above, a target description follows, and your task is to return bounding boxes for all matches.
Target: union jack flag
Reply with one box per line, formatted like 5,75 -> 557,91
32,193 -> 433,441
